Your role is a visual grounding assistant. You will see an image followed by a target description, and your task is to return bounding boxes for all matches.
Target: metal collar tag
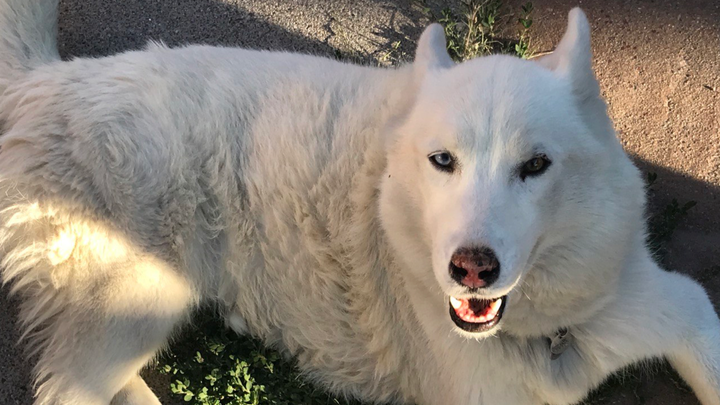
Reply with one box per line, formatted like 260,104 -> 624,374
550,328 -> 573,360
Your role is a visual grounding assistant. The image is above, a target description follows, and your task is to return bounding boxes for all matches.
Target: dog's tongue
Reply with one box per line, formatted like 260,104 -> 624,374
450,297 -> 502,324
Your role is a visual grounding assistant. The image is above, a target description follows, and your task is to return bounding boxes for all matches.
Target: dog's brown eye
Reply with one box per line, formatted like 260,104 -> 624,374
526,158 -> 544,172
520,155 -> 551,180
429,151 -> 456,173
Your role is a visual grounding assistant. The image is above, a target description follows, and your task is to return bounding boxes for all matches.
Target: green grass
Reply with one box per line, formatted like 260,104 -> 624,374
156,4 -> 703,405
423,0 -> 535,60
158,315 -> 360,405
355,0 -> 536,66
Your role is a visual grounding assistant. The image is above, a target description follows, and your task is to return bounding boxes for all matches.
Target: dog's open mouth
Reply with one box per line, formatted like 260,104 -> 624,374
448,296 -> 506,333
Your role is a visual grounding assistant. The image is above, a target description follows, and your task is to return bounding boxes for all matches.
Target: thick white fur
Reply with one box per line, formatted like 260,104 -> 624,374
0,2 -> 718,404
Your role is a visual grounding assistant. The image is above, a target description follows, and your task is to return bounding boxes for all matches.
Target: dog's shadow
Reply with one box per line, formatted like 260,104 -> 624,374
57,0 -> 342,58
57,0 -> 431,66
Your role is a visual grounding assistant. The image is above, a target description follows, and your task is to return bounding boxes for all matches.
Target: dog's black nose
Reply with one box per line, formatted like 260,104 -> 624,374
449,247 -> 500,289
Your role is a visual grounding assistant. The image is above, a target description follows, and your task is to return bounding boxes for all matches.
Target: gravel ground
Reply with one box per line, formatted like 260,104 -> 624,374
1,0 -> 718,404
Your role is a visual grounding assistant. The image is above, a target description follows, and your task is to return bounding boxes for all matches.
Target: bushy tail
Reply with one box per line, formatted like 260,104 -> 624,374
0,0 -> 59,93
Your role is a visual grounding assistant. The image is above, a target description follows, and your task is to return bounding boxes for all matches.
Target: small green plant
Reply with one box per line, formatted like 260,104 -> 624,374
158,314 -> 360,405
514,2 -> 534,58
377,40 -> 406,65
418,0 -> 534,61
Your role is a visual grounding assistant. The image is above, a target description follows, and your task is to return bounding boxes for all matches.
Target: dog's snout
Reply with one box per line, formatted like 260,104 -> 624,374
449,247 -> 500,289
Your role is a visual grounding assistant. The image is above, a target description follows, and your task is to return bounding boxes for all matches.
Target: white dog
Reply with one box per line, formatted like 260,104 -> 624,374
0,1 -> 718,404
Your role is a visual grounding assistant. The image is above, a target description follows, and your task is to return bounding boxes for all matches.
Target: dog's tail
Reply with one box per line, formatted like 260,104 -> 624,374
0,0 -> 60,94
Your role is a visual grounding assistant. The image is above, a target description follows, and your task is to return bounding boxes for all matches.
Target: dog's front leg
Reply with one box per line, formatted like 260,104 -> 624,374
659,271 -> 720,405
560,256 -> 720,405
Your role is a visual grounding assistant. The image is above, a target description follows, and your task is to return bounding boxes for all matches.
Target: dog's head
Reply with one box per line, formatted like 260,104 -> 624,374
379,8 -> 646,338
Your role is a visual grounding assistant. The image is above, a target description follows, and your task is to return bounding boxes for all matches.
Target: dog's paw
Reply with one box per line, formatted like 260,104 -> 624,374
226,312 -> 249,335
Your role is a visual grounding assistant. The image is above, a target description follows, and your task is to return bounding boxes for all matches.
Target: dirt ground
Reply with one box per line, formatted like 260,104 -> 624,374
0,0 -> 718,404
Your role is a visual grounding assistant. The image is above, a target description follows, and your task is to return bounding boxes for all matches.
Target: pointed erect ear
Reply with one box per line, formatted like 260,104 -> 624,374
535,8 -> 599,100
415,24 -> 454,73
536,8 -> 618,143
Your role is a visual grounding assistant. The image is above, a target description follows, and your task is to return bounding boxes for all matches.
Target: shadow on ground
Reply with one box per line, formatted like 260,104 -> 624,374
57,0 -> 339,57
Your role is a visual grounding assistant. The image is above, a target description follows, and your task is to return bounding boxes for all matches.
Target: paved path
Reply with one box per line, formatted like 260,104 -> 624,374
1,0 -> 718,403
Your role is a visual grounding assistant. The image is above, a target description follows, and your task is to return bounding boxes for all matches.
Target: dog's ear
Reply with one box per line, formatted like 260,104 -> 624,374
536,8 -> 619,142
534,8 -> 599,101
415,24 -> 454,73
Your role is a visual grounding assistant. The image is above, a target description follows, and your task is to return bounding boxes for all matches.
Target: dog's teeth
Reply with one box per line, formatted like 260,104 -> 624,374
450,296 -> 462,309
491,298 -> 503,312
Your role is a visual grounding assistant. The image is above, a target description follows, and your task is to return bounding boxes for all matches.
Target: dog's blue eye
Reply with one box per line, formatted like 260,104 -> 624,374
429,152 -> 455,173
433,153 -> 451,166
